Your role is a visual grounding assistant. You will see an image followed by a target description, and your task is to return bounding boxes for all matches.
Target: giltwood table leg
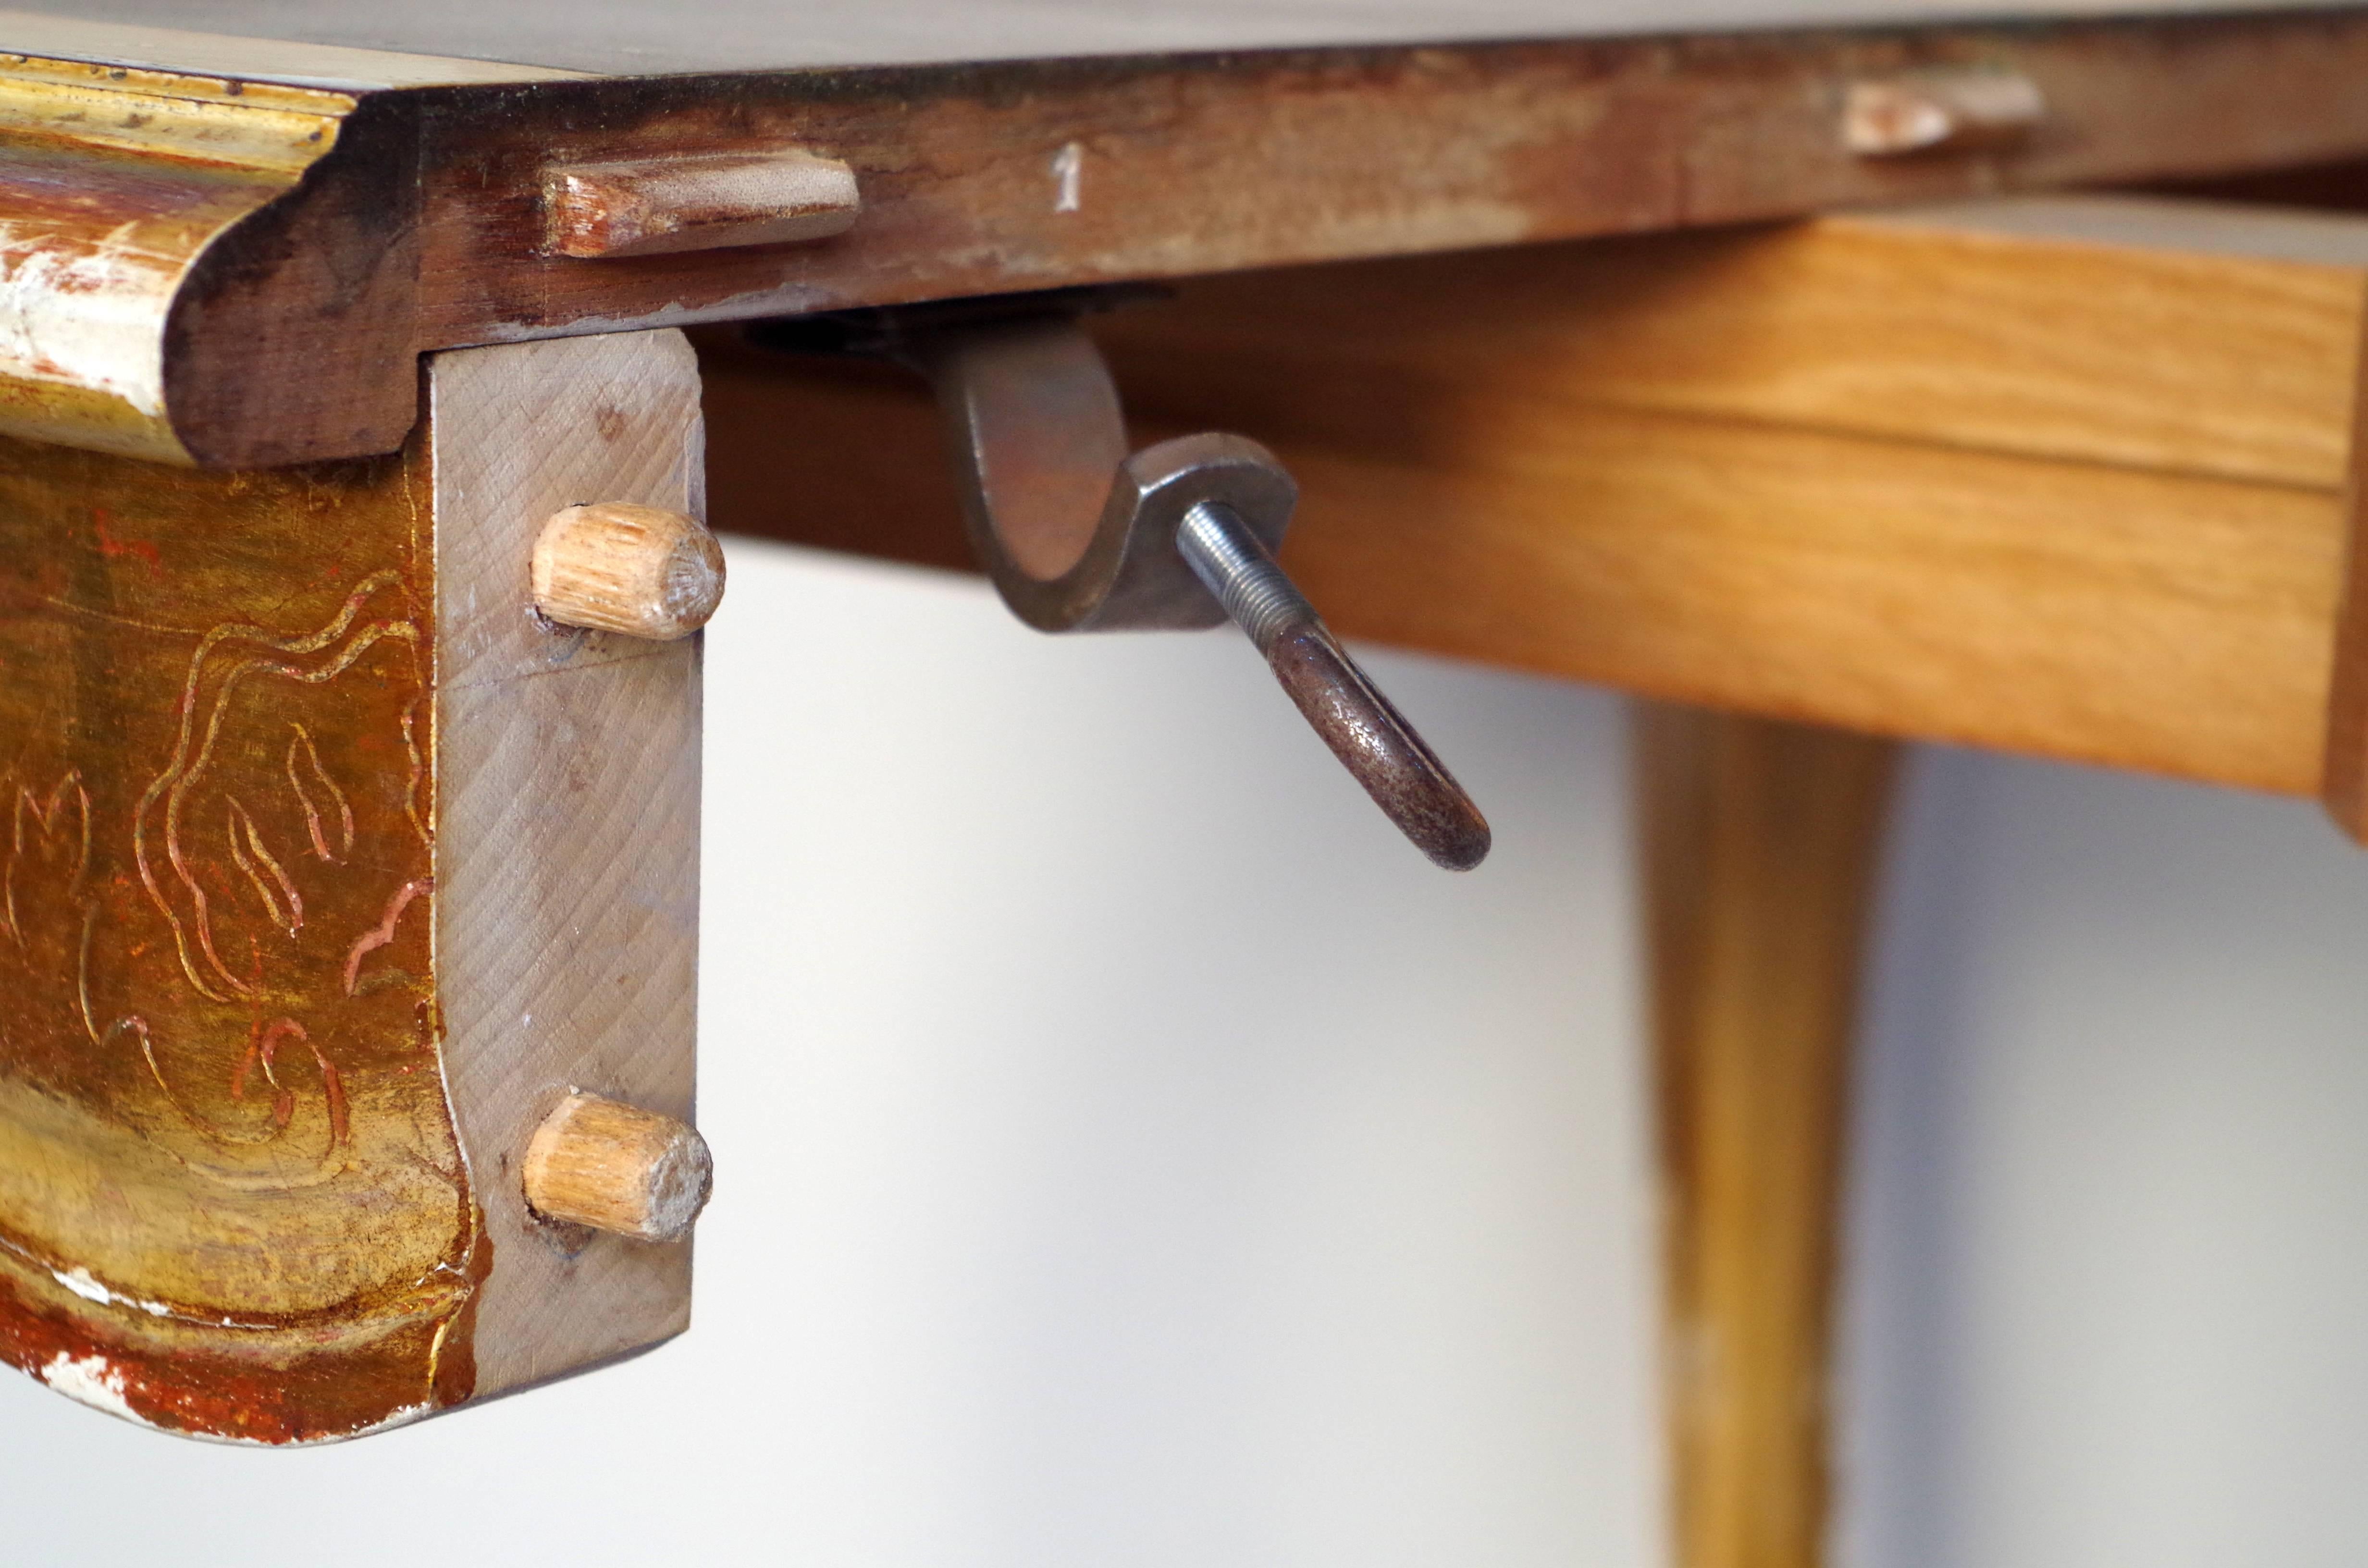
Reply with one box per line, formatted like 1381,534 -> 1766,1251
0,328 -> 711,1443
1634,702 -> 1899,1568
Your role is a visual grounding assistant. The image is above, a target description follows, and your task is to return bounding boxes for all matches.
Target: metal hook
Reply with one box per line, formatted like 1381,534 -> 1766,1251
752,292 -> 1491,871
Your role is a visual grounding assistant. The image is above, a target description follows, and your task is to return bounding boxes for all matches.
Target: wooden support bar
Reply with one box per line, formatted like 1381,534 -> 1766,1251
699,194 -> 2368,821
0,328 -> 708,1443
1091,194 -> 2368,804
1635,703 -> 1897,1568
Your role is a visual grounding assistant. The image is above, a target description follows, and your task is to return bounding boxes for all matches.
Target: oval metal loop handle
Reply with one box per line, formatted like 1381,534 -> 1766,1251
1179,501 -> 1491,870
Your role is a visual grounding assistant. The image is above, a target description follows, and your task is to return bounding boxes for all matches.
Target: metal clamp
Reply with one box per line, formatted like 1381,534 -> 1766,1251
754,291 -> 1490,871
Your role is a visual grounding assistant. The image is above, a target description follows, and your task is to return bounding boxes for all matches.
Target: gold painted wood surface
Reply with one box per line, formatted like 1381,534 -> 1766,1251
0,53 -> 356,464
0,402 -> 458,1440
1636,703 -> 1897,1568
0,327 -> 704,1442
696,193 -> 2368,804
14,12 -> 2368,464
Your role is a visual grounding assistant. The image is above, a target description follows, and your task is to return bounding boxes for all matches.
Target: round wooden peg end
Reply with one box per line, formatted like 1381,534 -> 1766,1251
523,1092 -> 713,1242
531,502 -> 725,639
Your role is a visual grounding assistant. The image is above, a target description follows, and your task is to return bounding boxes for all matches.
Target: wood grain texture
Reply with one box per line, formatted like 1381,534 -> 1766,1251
542,151 -> 860,259
1270,410 -> 2342,796
428,329 -> 705,1401
1635,702 -> 1896,1568
1076,196 -> 2367,796
701,338 -> 2339,800
22,12 -> 2368,464
532,502 -> 725,640
1093,194 -> 2368,490
0,418 -> 467,1443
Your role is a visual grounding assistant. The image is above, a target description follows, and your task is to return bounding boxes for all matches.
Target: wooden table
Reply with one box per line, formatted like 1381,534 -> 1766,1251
3,3 -> 2366,1562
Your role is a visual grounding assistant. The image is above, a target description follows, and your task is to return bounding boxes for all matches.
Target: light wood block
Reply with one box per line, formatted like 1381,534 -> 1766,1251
430,330 -> 707,1411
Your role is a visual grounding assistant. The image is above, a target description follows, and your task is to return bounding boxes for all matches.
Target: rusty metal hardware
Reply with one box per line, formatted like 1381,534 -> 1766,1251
1175,501 -> 1490,870
752,292 -> 1491,870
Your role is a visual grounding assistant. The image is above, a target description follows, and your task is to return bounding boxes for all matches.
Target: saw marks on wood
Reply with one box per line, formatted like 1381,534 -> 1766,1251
429,329 -> 706,1401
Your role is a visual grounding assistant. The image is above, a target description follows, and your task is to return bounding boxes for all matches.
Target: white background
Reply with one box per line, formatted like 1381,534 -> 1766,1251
0,539 -> 2360,1566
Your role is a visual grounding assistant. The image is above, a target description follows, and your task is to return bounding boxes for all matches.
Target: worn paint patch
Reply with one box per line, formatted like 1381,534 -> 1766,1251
0,56 -> 352,460
52,1267 -> 172,1317
40,1350 -> 141,1420
0,218 -> 173,412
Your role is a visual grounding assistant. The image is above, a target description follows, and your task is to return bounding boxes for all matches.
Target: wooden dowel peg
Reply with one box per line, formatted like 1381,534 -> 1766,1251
1843,69 -> 2045,156
532,502 -> 726,639
543,150 -> 861,259
523,1093 -> 713,1242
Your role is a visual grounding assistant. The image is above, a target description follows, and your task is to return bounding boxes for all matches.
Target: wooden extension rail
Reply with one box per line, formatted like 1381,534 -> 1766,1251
706,192 -> 2368,840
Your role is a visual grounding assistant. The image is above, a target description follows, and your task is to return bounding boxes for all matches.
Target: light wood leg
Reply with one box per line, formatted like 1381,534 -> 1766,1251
1634,702 -> 1899,1568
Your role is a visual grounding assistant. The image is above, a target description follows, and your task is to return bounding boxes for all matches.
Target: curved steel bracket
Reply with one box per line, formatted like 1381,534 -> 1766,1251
916,311 -> 1295,632
754,292 -> 1489,870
